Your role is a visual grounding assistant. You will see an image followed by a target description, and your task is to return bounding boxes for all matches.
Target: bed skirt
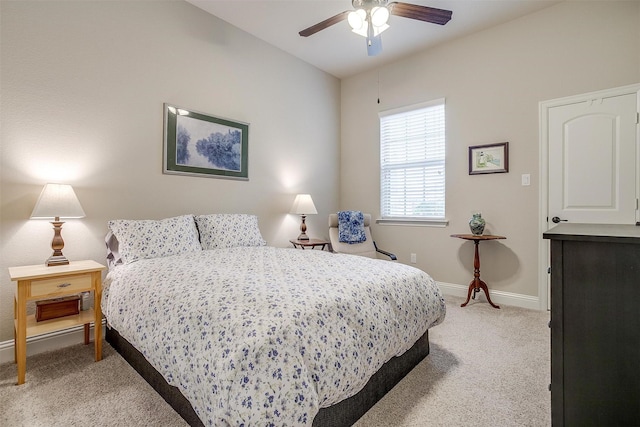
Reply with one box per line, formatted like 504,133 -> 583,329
105,326 -> 430,426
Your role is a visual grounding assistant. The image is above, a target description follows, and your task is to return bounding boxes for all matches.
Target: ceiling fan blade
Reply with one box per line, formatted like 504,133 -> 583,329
388,2 -> 452,25
299,10 -> 350,37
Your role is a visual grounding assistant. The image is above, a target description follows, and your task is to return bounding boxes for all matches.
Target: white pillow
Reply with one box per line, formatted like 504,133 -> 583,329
108,215 -> 201,264
195,214 -> 266,249
105,230 -> 123,270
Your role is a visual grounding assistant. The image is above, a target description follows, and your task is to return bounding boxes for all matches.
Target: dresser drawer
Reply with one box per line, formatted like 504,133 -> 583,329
30,274 -> 91,297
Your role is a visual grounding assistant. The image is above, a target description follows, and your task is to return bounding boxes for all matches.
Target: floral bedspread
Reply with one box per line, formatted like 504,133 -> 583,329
102,246 -> 445,426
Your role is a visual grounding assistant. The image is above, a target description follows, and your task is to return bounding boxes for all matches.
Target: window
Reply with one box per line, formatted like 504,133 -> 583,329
379,99 -> 445,223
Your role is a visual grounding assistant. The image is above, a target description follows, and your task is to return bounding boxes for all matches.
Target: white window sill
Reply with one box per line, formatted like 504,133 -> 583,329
376,218 -> 449,227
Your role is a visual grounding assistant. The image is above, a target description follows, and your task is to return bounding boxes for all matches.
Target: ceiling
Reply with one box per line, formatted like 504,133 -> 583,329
185,0 -> 562,79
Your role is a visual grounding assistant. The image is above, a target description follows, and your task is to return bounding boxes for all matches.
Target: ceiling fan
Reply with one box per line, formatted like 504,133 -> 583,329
299,0 -> 453,56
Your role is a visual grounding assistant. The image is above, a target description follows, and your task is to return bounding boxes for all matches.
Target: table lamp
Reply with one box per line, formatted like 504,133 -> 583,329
30,183 -> 86,266
290,194 -> 317,241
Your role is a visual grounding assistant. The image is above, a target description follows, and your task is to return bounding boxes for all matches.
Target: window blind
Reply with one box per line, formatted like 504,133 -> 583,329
380,99 -> 445,219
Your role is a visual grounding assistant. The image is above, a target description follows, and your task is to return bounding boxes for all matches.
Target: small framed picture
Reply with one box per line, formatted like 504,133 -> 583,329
163,104 -> 249,180
469,142 -> 509,175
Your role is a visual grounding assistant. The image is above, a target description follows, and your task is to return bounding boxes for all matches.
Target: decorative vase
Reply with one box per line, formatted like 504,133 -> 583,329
469,212 -> 486,235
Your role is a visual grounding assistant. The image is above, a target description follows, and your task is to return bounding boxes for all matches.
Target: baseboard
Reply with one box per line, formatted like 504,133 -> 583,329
436,281 -> 543,311
0,321 -> 106,365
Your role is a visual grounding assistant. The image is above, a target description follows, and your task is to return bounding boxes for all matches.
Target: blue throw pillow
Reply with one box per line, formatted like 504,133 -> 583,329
338,211 -> 366,244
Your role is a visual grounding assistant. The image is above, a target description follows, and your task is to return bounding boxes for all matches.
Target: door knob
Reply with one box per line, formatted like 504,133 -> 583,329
551,216 -> 568,223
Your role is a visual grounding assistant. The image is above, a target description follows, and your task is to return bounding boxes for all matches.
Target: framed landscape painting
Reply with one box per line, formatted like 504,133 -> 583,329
163,103 -> 249,180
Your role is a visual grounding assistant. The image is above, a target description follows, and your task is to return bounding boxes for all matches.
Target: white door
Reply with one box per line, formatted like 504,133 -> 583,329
540,84 -> 640,310
548,92 -> 638,225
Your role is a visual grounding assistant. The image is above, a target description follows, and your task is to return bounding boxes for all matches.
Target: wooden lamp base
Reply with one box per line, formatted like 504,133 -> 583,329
47,218 -> 69,266
297,214 -> 310,240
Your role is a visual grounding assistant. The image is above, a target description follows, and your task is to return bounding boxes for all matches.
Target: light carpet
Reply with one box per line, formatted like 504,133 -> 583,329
0,296 -> 550,426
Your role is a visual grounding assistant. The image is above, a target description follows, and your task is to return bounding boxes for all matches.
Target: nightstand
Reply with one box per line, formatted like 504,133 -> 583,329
289,238 -> 331,250
9,260 -> 106,385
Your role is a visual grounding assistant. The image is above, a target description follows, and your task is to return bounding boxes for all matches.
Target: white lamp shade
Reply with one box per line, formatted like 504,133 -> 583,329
30,183 -> 86,219
290,194 -> 318,215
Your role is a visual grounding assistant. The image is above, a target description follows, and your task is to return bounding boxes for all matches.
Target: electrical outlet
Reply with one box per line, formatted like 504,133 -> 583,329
410,253 -> 417,264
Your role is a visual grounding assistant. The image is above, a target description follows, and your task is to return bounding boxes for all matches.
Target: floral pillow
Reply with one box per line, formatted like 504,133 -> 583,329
195,214 -> 267,249
338,210 -> 367,244
108,215 -> 201,264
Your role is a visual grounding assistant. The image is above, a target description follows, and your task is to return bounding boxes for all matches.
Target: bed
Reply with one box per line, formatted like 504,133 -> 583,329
102,214 -> 446,426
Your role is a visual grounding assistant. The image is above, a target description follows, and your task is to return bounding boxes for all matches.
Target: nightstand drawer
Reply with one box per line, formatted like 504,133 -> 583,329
30,274 -> 91,297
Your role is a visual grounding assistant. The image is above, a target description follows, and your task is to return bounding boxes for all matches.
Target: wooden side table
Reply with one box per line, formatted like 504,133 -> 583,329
289,238 -> 330,250
9,260 -> 106,385
451,234 -> 506,309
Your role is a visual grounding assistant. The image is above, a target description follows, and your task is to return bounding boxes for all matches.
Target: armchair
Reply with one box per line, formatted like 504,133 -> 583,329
328,213 -> 397,260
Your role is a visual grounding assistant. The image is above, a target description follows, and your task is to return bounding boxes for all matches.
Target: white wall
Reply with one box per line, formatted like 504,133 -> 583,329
341,1 -> 640,303
0,1 -> 340,342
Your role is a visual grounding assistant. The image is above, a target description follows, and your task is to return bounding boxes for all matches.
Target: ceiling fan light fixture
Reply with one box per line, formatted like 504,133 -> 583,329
348,9 -> 366,31
370,6 -> 389,27
351,25 -> 367,37
373,22 -> 389,36
349,7 -> 388,38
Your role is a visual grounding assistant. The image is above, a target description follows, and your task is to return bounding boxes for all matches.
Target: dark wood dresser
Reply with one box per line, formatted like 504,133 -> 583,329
543,224 -> 640,426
